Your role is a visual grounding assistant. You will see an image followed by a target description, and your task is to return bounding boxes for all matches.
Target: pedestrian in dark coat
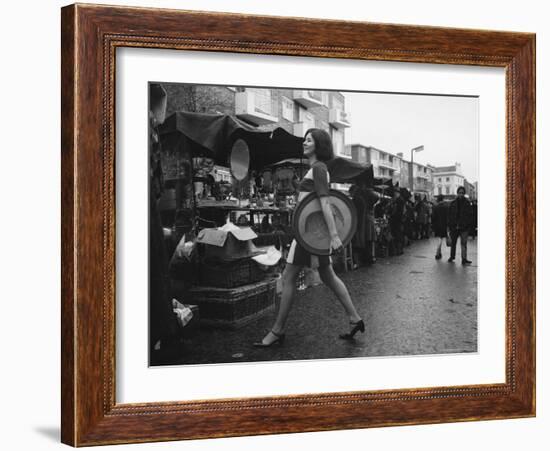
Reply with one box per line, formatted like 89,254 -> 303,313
404,200 -> 415,243
431,194 -> 448,259
447,186 -> 474,265
363,187 -> 380,263
350,184 -> 367,267
389,189 -> 405,255
416,197 -> 429,238
149,84 -> 180,364
471,200 -> 478,238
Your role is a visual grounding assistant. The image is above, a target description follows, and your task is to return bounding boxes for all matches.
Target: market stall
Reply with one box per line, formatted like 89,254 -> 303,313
158,111 -> 373,243
158,111 -> 373,328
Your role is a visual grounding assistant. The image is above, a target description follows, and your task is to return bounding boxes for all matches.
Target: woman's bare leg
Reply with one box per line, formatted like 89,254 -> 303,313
258,263 -> 302,345
436,237 -> 443,257
317,264 -> 362,322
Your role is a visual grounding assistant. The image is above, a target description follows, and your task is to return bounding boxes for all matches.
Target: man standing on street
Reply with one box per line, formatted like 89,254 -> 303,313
447,186 -> 473,265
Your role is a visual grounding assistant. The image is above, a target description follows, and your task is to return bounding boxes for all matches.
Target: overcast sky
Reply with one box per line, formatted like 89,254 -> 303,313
343,92 -> 479,183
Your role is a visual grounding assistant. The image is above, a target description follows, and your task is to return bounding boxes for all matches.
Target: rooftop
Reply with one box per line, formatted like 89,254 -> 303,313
347,143 -> 435,168
346,143 -> 385,152
434,165 -> 458,173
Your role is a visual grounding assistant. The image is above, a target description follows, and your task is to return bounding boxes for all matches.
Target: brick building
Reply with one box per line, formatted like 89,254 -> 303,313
346,144 -> 433,199
160,84 -> 351,158
409,161 -> 434,200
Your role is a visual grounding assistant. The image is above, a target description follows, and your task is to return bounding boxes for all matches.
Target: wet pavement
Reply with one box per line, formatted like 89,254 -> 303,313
172,236 -> 478,365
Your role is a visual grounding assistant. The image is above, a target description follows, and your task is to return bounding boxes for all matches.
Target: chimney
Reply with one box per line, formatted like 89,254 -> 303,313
455,162 -> 462,174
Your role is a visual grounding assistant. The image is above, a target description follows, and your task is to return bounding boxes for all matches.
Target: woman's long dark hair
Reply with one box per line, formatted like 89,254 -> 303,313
304,128 -> 334,162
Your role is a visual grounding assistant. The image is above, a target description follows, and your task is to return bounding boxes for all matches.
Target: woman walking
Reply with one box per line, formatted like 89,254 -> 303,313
254,129 -> 364,347
431,194 -> 448,259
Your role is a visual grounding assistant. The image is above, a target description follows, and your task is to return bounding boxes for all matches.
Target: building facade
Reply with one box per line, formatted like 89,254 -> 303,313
347,144 -> 402,180
410,162 -> 434,200
234,87 -> 350,158
162,84 -> 351,158
432,164 -> 465,198
347,144 -> 433,199
464,179 -> 477,200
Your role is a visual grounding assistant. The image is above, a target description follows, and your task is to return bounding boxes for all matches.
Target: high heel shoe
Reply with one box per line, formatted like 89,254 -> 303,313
339,319 -> 365,340
253,330 -> 285,347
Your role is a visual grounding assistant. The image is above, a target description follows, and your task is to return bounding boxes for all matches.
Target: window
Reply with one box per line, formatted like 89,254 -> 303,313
298,108 -> 315,129
249,88 -> 273,116
438,187 -> 442,195
332,95 -> 344,111
446,177 -> 450,182
438,177 -> 442,182
332,128 -> 344,156
281,97 -> 294,121
306,90 -> 323,103
445,186 -> 450,194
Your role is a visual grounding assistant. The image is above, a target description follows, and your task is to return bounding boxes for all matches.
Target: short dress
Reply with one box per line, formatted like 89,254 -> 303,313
286,161 -> 332,268
431,203 -> 448,238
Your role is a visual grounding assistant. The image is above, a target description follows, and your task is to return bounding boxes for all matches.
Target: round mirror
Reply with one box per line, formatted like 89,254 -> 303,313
230,139 -> 250,181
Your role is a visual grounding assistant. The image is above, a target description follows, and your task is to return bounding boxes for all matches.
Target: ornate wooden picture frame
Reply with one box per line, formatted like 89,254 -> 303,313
61,3 -> 535,446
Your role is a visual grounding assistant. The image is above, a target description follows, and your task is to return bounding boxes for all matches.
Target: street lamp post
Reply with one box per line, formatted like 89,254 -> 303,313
410,145 -> 424,193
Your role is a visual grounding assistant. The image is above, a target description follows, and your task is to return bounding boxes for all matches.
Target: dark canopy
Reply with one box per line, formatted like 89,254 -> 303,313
159,111 -> 304,169
270,158 -> 308,168
159,111 -> 373,185
326,157 -> 373,186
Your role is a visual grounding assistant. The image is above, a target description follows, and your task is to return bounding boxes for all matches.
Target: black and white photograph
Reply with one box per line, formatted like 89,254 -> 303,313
149,82 -> 479,366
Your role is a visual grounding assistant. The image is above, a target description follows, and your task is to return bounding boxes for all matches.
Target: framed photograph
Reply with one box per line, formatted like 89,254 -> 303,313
61,3 -> 535,446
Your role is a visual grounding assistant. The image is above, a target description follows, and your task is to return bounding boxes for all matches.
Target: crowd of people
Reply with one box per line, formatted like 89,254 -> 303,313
349,185 -> 478,267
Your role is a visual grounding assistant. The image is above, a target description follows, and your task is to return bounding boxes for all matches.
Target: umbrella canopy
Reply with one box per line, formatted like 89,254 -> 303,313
159,111 -> 305,170
159,111 -> 373,184
327,157 -> 373,186
270,157 -> 308,168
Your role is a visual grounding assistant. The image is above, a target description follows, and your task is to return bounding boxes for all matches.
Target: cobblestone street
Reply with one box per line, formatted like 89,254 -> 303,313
174,236 -> 478,365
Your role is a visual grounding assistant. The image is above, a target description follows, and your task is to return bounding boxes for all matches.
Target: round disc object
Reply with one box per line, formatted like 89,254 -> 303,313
292,190 -> 357,256
230,139 -> 250,181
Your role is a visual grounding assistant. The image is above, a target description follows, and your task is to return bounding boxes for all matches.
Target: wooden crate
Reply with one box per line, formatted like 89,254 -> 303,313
198,258 -> 263,288
190,277 -> 277,329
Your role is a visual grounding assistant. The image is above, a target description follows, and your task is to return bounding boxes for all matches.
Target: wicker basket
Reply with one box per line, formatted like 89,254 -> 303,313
190,277 -> 277,329
199,258 -> 263,288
